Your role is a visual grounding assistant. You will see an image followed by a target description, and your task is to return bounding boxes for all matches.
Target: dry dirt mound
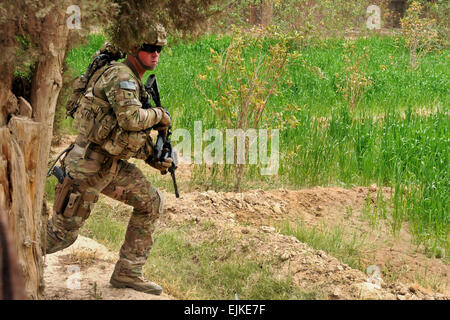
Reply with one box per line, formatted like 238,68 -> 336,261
43,236 -> 173,300
161,188 -> 449,299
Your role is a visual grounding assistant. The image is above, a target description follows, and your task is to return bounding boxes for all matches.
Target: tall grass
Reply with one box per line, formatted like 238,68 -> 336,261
280,106 -> 449,257
62,33 -> 449,257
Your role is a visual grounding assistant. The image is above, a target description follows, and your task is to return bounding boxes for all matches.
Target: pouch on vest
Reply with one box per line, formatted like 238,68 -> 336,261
73,104 -> 95,138
89,111 -> 117,144
101,126 -> 128,156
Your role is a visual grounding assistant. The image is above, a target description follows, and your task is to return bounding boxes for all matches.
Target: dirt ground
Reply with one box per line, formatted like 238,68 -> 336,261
159,188 -> 448,300
43,236 -> 173,300
45,136 -> 448,300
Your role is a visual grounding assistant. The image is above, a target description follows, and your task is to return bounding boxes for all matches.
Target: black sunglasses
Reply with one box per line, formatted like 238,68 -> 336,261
141,44 -> 163,53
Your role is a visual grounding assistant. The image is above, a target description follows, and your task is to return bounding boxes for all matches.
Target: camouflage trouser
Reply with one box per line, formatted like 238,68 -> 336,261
46,143 -> 164,276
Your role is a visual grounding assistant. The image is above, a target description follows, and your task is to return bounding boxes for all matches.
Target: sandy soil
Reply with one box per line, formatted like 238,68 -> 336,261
43,235 -> 173,300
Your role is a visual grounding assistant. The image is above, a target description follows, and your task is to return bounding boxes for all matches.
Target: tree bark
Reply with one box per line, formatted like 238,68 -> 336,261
31,9 -> 69,228
261,1 -> 273,26
0,119 -> 41,298
0,7 -> 69,299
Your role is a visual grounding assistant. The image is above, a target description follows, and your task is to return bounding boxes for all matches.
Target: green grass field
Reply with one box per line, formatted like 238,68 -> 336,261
62,33 -> 449,258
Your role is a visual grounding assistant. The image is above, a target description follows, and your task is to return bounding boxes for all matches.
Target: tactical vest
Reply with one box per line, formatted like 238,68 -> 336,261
72,62 -> 153,160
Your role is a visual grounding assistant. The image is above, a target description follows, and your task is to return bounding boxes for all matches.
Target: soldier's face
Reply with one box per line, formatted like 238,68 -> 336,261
137,49 -> 160,70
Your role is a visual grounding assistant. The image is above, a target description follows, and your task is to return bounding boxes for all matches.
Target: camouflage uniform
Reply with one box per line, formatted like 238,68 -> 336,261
46,55 -> 166,294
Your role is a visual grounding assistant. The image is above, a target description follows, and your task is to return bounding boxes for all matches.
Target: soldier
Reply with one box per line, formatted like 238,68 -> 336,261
45,24 -> 172,295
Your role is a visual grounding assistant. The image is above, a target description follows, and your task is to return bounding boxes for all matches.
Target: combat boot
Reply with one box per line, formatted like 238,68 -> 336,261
110,259 -> 162,295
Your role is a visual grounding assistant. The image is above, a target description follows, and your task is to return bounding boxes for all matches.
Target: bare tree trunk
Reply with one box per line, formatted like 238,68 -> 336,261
410,41 -> 418,69
31,9 -> 68,224
235,164 -> 244,193
261,1 -> 273,26
249,4 -> 256,25
0,8 -> 68,299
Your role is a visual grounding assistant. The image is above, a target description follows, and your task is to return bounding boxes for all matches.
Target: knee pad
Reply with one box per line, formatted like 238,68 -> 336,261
45,214 -> 83,254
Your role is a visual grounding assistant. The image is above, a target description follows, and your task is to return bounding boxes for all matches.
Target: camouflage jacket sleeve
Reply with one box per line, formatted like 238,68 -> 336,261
96,64 -> 163,131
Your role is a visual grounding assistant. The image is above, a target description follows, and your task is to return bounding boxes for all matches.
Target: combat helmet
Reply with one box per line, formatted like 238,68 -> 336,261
131,23 -> 167,70
142,23 -> 167,47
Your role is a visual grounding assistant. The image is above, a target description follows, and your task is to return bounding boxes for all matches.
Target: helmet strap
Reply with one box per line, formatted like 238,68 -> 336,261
132,50 -> 153,71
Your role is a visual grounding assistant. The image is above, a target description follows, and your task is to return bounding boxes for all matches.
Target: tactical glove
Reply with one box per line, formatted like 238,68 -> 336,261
147,156 -> 173,173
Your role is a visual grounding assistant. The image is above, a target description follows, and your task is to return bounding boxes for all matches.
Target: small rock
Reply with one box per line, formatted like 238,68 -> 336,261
353,282 -> 382,300
272,204 -> 282,215
225,212 -> 235,218
261,226 -> 275,233
435,293 -> 445,300
314,211 -> 323,217
330,288 -> 341,299
409,284 -> 420,293
384,293 -> 397,300
241,228 -> 250,234
397,294 -> 406,300
397,286 -> 408,295
280,252 -> 291,261
317,250 -> 326,258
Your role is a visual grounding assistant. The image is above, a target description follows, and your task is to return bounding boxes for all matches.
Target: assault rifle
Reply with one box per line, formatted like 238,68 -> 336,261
143,74 -> 180,198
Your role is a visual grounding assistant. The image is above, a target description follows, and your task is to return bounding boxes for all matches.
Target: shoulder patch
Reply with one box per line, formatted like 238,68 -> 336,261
120,80 -> 137,91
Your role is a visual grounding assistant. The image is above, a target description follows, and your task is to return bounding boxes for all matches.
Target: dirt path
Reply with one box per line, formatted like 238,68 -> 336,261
43,236 -> 173,300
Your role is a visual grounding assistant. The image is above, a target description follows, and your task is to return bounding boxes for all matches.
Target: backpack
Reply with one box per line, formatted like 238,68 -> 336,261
65,42 -> 125,118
